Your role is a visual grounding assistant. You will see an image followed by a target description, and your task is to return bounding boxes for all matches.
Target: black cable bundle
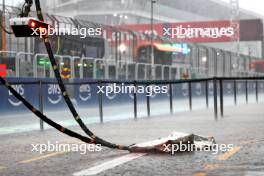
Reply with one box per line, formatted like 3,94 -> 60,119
34,0 -> 129,151
0,0 -> 130,152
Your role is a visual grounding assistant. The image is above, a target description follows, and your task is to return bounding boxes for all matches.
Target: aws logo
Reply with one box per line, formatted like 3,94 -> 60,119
148,85 -> 157,98
227,83 -> 232,94
195,83 -> 202,96
106,84 -> 116,100
182,83 -> 202,96
208,83 -> 214,95
237,83 -> 242,94
182,83 -> 188,97
259,83 -> 264,91
8,85 -> 24,106
79,84 -> 91,101
48,84 -> 62,104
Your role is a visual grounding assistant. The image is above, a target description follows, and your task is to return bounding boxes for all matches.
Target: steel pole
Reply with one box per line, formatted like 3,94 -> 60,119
150,0 -> 155,80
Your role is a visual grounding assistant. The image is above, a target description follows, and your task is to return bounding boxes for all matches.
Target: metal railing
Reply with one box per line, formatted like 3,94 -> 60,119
1,50 -> 264,80
1,77 -> 263,131
2,51 -> 227,80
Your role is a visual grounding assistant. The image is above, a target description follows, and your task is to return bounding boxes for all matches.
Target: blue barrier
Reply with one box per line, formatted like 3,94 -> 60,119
0,78 -> 39,114
0,78 -> 263,115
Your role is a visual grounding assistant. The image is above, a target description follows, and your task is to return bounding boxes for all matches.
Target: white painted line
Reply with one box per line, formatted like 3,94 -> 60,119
245,171 -> 264,176
73,153 -> 146,176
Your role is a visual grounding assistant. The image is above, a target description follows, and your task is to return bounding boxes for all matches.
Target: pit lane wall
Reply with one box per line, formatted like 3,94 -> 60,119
0,78 -> 262,115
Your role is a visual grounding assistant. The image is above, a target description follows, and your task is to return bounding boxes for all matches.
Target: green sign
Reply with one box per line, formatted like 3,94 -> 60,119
38,57 -> 51,67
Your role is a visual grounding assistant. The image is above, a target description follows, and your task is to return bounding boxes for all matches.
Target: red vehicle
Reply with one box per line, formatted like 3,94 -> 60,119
250,60 -> 264,73
135,41 -> 183,65
0,64 -> 7,77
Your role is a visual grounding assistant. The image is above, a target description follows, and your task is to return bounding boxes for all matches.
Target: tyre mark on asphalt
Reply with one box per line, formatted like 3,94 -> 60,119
19,151 -> 68,164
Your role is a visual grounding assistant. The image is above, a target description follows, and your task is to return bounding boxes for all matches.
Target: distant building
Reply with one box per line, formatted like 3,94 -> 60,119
43,0 -> 264,57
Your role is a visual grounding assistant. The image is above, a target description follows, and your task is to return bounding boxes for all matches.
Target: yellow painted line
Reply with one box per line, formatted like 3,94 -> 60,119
193,146 -> 241,176
240,139 -> 264,145
18,141 -> 87,164
19,151 -> 68,164
193,172 -> 206,176
217,146 -> 241,161
193,164 -> 219,176
240,139 -> 257,145
0,166 -> 6,171
204,164 -> 220,171
193,163 -> 245,176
